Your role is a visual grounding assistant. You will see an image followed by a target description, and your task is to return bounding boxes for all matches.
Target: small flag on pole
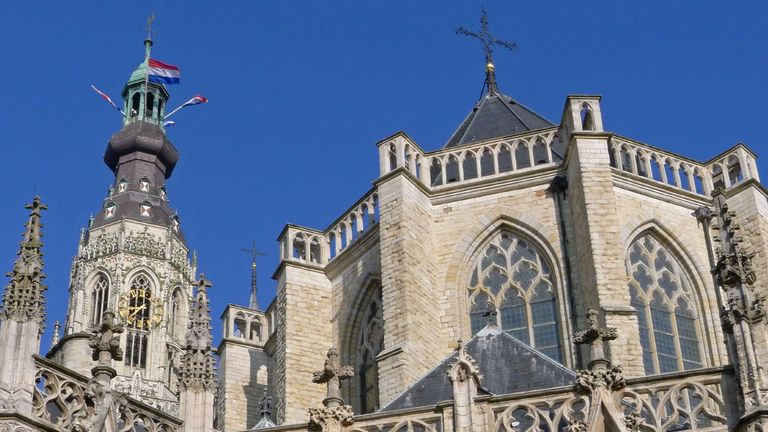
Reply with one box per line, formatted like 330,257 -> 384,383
148,59 -> 181,85
164,95 -> 209,119
90,84 -> 121,112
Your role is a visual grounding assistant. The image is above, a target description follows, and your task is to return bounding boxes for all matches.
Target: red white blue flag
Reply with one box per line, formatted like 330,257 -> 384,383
182,95 -> 208,107
164,95 -> 209,119
148,59 -> 180,85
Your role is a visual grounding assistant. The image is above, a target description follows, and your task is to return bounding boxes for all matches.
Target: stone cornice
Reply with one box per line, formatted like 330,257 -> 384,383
611,169 -> 712,209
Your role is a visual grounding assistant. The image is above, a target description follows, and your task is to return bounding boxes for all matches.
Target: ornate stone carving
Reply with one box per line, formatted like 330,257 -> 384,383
572,308 -> 617,368
312,348 -> 354,407
308,405 -> 355,430
574,364 -> 626,394
124,228 -> 166,259
1,197 -> 47,325
565,419 -> 587,432
82,230 -> 118,260
176,274 -> 216,392
310,348 -> 355,431
88,310 -> 124,363
447,340 -> 482,383
0,388 -> 21,411
622,413 -> 641,432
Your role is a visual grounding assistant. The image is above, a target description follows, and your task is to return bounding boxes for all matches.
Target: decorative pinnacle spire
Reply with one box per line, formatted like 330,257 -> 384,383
177,274 -> 217,392
456,7 -> 517,96
242,241 -> 267,310
1,197 -> 48,325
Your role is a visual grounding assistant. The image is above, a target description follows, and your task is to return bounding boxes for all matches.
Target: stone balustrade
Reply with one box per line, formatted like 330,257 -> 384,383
257,367 -> 730,432
31,356 -> 182,432
608,136 -> 712,195
609,137 -> 760,197
279,188 -> 379,266
378,128 -> 562,189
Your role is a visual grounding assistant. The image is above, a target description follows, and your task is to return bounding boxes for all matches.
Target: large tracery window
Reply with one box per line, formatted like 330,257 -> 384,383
357,288 -> 383,414
468,231 -> 562,363
125,274 -> 151,369
91,274 -> 110,325
627,233 -> 703,374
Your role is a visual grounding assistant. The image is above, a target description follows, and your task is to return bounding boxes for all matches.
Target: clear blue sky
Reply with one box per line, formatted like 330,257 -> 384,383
1,1 -> 766,348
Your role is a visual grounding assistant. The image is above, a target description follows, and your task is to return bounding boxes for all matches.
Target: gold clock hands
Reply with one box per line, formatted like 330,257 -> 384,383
129,304 -> 147,318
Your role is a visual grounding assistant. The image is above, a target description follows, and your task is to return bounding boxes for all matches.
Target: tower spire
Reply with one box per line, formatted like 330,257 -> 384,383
456,7 -> 517,96
242,241 -> 267,310
1,196 -> 48,325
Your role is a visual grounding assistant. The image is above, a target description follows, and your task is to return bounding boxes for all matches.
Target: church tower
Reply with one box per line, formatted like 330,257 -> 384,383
51,37 -> 197,415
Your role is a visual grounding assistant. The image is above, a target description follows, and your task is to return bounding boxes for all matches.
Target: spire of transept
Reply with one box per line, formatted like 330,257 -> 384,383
1,196 -> 48,326
177,274 -> 216,392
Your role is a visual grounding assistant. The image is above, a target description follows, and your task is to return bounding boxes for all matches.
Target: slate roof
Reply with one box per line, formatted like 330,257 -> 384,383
380,326 -> 575,412
91,121 -> 186,243
444,92 -> 554,148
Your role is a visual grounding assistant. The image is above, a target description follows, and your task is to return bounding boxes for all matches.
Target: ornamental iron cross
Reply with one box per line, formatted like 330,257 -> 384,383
456,8 -> 517,67
312,348 -> 354,407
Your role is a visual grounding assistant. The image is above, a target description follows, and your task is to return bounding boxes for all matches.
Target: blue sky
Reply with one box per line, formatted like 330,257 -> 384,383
0,1 -> 766,347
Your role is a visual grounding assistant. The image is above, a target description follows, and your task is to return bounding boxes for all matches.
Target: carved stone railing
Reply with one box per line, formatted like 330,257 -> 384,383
31,356 -> 182,432
378,129 -> 562,189
618,368 -> 730,431
258,368 -> 731,432
350,409 -> 444,432
279,188 -> 379,266
608,136 -> 712,196
485,387 -> 589,431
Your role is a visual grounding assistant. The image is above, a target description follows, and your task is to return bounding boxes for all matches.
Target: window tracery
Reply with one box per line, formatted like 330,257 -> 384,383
467,231 -> 562,362
356,288 -> 383,414
626,233 -> 703,374
91,274 -> 109,325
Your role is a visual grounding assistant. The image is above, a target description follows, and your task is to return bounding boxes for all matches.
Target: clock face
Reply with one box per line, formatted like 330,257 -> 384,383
118,287 -> 164,329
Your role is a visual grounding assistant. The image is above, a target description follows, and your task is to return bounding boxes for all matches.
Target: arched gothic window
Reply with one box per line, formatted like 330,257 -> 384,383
467,231 -> 562,362
91,275 -> 109,325
169,288 -> 185,340
627,233 -> 703,374
125,274 -> 152,369
356,288 -> 383,414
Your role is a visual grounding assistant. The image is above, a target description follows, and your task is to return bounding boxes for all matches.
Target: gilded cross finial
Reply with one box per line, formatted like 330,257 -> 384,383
312,348 -> 354,408
456,7 -> 517,96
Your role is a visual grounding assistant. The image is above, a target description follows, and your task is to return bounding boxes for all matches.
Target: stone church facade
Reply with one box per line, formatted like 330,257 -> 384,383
1,28 -> 768,432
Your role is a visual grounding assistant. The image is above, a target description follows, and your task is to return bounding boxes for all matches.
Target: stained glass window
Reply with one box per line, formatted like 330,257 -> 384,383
627,233 -> 703,374
468,231 -> 562,363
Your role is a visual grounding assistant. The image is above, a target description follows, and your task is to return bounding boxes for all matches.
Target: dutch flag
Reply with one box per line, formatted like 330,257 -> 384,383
148,59 -> 180,85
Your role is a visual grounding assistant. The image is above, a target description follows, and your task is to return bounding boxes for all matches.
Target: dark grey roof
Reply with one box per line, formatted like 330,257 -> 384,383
380,327 -> 575,412
90,120 -> 186,243
444,93 -> 554,148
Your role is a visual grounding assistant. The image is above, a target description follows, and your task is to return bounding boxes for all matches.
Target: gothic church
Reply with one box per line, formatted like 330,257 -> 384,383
1,18 -> 768,432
